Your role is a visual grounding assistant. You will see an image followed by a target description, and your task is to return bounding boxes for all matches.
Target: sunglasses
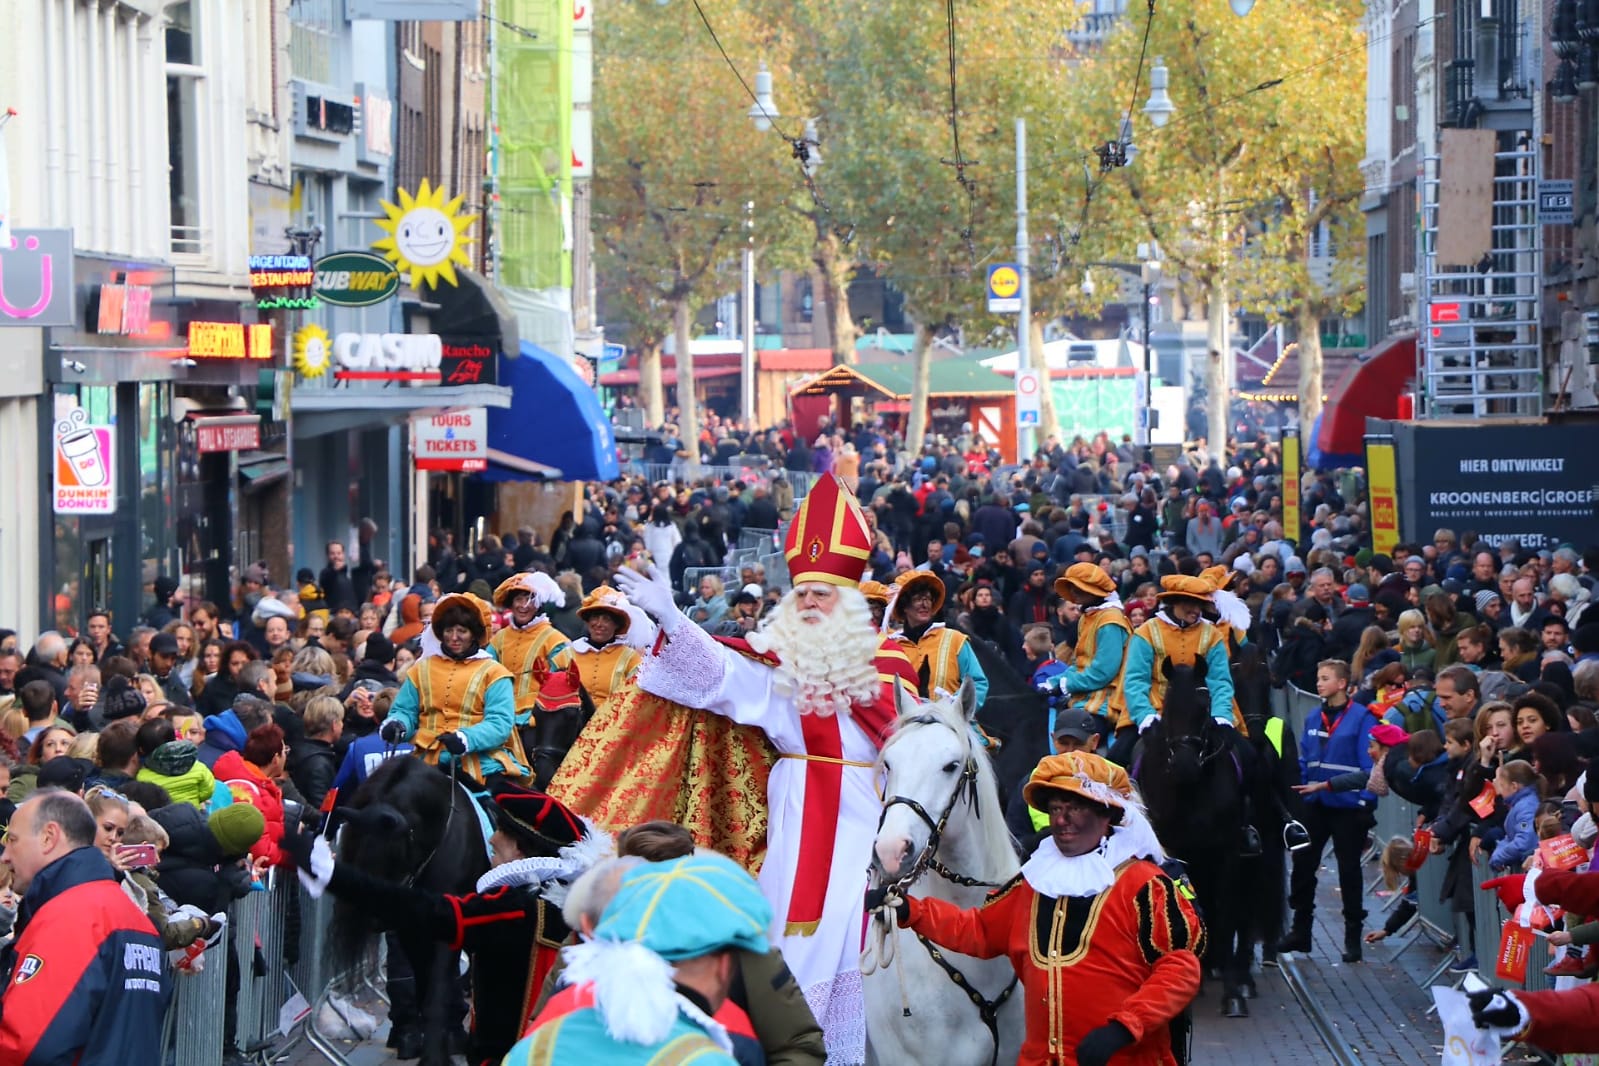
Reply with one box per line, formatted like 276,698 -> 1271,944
85,785 -> 130,805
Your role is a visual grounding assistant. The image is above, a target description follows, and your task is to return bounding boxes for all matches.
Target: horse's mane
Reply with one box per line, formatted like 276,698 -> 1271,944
881,694 -> 1018,879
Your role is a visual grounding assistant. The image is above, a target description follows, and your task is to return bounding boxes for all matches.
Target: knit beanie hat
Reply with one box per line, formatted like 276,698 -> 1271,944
209,803 -> 265,858
100,675 -> 147,722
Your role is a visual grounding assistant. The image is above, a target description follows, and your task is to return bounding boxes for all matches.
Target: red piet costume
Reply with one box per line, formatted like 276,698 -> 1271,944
1488,869 -> 1599,1053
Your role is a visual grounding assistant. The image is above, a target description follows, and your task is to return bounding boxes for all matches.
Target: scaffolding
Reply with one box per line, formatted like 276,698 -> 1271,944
1417,134 -> 1544,419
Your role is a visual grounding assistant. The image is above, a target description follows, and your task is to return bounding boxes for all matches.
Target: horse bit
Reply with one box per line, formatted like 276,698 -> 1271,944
873,720 -> 1019,1066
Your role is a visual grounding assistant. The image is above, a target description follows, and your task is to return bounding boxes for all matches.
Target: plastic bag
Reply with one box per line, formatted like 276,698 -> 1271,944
1432,985 -> 1501,1066
1407,828 -> 1434,871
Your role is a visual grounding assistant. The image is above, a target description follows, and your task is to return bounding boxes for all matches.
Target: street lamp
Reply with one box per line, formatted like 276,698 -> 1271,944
748,61 -> 779,132
1143,58 -> 1175,128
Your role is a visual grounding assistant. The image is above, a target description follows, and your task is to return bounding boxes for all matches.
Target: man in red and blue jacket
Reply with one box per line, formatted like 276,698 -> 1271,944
0,789 -> 169,1064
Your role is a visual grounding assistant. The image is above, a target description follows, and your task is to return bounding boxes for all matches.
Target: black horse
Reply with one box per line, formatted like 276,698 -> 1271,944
1132,660 -> 1255,1019
519,681 -> 598,791
331,756 -> 491,1065
964,631 -> 1053,816
1228,644 -> 1299,993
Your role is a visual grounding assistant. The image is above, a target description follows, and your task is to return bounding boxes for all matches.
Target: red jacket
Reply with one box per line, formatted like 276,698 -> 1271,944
0,847 -> 169,1063
1513,869 -> 1599,1053
907,862 -> 1202,1065
213,750 -> 287,866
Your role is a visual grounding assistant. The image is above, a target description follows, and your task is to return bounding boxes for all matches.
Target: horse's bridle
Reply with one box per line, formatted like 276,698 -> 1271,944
876,755 -> 992,892
873,715 -> 1017,1066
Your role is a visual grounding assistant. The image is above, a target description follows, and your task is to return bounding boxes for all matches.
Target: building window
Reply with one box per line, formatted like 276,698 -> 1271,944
166,3 -> 204,256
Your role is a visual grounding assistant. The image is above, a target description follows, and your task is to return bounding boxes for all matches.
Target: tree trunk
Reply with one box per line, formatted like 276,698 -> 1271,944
1028,314 -> 1059,449
815,232 -> 858,366
674,300 -> 700,478
1296,305 -> 1325,443
1205,274 -> 1231,465
905,321 -> 935,458
639,340 -> 665,428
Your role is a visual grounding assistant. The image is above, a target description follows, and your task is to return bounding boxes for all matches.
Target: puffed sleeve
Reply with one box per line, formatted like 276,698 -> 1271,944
1107,872 -> 1204,1042
903,876 -> 1026,961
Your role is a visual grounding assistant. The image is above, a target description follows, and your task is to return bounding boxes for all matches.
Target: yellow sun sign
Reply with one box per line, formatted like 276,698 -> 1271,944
293,323 -> 332,379
371,179 -> 477,289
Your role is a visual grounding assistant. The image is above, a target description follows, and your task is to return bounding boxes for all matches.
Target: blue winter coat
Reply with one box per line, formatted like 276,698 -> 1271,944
1299,699 -> 1379,811
1489,784 -> 1540,871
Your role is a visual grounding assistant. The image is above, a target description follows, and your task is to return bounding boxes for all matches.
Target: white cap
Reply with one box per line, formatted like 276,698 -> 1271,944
742,583 -> 765,598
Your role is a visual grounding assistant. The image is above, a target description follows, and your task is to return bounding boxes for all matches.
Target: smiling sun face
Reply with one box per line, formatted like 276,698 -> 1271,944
372,179 -> 477,288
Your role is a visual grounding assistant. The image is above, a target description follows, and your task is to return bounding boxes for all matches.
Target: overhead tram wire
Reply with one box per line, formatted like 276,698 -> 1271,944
685,0 -> 855,245
939,0 -> 981,269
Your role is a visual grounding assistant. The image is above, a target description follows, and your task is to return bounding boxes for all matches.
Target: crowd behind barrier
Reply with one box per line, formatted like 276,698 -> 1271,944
619,460 -> 819,501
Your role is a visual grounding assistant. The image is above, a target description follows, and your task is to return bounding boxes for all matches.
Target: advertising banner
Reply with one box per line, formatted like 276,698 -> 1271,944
1281,427 -> 1303,547
414,408 -> 488,472
53,406 -> 116,514
1394,422 -> 1598,551
1364,435 -> 1400,556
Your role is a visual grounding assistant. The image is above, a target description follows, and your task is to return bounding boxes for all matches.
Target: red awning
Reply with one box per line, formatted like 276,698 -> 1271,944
1317,332 -> 1416,456
599,366 -> 742,387
759,349 -> 834,371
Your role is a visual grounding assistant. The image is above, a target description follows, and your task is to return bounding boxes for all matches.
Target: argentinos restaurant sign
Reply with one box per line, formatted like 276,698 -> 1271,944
53,406 -> 115,514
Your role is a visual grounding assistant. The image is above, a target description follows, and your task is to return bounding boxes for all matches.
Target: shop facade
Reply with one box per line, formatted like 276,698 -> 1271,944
41,252 -> 268,636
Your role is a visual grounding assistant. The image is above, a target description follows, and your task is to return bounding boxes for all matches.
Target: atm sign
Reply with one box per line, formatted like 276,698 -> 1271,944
313,251 -> 401,307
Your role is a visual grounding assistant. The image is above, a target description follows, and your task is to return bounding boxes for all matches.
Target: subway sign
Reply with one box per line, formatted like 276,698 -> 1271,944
313,251 -> 401,308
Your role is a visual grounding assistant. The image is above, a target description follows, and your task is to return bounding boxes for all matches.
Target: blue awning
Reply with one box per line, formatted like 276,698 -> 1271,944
481,342 -> 619,482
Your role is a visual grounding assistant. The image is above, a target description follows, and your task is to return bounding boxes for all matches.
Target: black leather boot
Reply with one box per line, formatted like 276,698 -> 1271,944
1275,917 -> 1313,955
1342,924 -> 1363,963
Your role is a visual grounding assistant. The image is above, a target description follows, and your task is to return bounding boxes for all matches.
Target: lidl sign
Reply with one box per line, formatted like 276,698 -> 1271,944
313,251 -> 401,308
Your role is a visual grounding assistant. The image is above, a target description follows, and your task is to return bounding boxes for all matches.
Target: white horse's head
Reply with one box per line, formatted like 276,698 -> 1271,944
872,680 -> 1010,885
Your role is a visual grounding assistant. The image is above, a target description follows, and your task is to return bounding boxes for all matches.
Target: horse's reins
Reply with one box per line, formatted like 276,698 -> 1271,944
864,719 -> 1017,1066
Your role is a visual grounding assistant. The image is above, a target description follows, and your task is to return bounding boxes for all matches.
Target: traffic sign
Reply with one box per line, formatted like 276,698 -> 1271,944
987,263 -> 1022,313
1540,180 -> 1575,226
1015,368 -> 1041,425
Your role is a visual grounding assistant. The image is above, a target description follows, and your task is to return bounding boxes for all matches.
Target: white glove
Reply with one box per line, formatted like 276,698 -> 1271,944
1213,717 -> 1235,729
1036,680 -> 1055,693
615,564 -> 683,635
1137,716 -> 1158,735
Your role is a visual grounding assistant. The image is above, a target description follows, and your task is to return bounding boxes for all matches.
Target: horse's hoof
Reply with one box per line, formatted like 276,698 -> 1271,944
1223,995 -> 1250,1019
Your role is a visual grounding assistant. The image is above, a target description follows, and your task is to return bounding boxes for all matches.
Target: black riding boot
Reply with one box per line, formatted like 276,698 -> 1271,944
1343,918 -> 1365,963
1336,926 -> 1362,965
1275,914 -> 1313,955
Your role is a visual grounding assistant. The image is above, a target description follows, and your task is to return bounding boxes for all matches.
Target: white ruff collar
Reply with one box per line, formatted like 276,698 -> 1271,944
473,821 -> 615,904
1085,592 -> 1124,613
1022,811 -> 1166,898
509,614 -> 551,631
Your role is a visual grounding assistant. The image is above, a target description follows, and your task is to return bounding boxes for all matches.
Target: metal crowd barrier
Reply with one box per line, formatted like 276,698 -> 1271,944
1281,685 -> 1321,742
162,871 -> 373,1064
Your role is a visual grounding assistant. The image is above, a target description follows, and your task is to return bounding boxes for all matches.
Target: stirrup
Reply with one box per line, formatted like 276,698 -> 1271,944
1240,825 -> 1262,858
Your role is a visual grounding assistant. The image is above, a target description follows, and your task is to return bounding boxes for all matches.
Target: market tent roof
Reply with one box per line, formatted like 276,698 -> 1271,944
793,359 -> 1012,399
482,342 -> 618,482
1316,332 -> 1417,458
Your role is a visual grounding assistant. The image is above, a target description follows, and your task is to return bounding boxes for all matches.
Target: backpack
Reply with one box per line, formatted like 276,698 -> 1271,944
1398,691 -> 1438,735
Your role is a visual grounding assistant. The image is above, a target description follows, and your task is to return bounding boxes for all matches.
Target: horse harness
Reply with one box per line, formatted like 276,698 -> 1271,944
874,714 -> 1020,1066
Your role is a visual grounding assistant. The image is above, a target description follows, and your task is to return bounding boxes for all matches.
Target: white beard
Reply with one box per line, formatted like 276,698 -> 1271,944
747,586 -> 883,717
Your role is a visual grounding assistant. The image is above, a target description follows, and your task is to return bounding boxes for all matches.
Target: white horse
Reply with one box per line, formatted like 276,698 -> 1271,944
863,682 -> 1024,1066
